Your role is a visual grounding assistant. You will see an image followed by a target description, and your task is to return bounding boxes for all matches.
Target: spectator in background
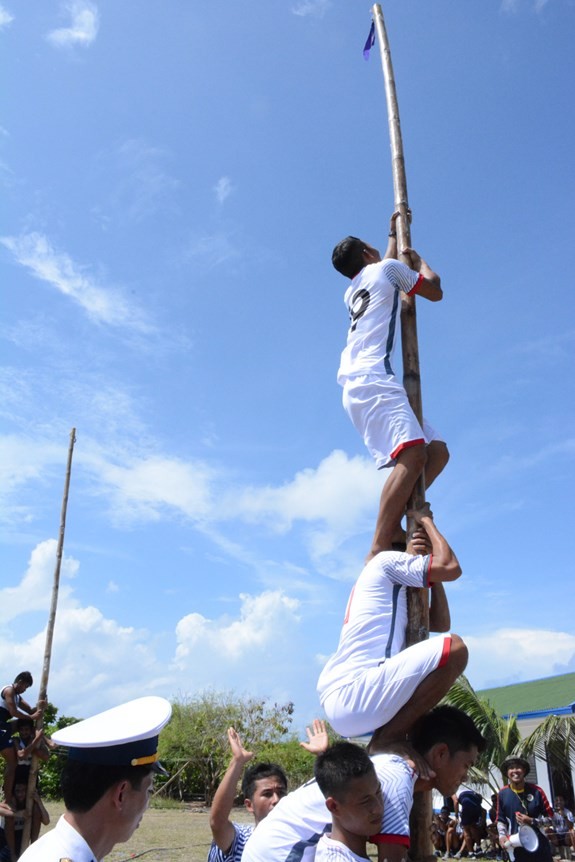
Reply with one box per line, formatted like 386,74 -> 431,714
550,796 -> 574,857
431,807 -> 455,856
497,756 -> 553,862
455,788 -> 486,858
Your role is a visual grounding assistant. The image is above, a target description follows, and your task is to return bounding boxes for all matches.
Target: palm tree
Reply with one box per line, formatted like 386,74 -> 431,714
444,675 -> 575,796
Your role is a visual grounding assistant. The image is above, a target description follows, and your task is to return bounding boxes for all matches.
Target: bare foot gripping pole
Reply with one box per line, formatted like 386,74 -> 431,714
371,6 -> 432,859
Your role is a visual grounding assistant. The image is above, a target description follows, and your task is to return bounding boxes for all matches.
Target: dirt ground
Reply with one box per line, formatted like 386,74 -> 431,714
42,799 -> 232,862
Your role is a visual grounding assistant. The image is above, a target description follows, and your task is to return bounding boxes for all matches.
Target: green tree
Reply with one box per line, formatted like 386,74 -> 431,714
38,703 -> 81,799
444,675 -> 575,795
157,691 -> 295,804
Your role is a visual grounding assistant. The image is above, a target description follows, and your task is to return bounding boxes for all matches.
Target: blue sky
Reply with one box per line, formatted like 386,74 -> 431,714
1,0 -> 574,730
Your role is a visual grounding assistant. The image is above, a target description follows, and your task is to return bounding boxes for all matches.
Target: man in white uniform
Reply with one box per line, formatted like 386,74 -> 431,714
333,218 -> 448,559
18,696 -> 171,862
317,506 -> 467,746
242,706 -> 486,862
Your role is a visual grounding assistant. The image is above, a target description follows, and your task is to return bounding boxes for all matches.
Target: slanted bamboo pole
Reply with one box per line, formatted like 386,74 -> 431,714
372,6 -> 432,859
20,428 -> 76,853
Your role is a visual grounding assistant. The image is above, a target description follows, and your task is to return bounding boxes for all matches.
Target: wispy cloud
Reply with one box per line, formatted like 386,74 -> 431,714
1,232 -> 152,331
185,232 -> 239,268
0,5 -> 14,29
93,139 -> 180,227
46,1 -> 99,48
214,176 -> 234,205
292,0 -> 331,18
500,0 -> 552,11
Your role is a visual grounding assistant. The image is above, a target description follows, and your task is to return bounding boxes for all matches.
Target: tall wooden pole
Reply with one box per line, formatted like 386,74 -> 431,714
371,6 -> 432,859
21,428 -> 76,853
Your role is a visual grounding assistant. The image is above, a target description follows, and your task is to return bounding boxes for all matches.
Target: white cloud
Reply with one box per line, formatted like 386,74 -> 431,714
214,176 -> 233,205
185,232 -> 239,268
292,0 -> 331,18
0,5 -> 14,29
0,540 -> 171,717
0,232 -> 153,331
500,0 -> 552,11
0,541 -> 306,718
226,450 -> 382,560
87,453 -> 219,523
0,427 -> 380,572
0,539 -> 77,623
464,627 -> 575,690
46,1 -> 99,48
84,445 -> 381,569
175,590 -> 300,666
93,139 -> 180,227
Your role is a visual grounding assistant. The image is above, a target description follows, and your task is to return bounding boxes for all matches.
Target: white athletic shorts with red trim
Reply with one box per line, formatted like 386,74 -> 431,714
342,374 -> 442,470
321,634 -> 452,738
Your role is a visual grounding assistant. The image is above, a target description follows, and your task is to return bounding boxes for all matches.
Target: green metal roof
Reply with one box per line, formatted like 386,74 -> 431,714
478,672 -> 575,717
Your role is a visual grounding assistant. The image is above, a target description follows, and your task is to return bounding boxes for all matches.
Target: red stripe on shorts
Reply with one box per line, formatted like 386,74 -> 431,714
390,438 -> 425,460
438,634 -> 452,669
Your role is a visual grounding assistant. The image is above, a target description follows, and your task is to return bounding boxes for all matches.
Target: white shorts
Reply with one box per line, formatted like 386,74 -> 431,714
321,634 -> 451,738
342,374 -> 441,469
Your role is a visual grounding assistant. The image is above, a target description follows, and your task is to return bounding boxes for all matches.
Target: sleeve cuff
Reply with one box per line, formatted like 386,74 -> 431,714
407,273 -> 424,296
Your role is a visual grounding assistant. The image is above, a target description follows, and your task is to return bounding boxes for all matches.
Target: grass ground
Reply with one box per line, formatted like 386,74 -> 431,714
38,802 -> 516,862
42,799 -> 226,862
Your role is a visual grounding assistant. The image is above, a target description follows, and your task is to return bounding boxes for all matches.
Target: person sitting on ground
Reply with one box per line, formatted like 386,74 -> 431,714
314,741 -> 384,862
332,213 -> 448,559
0,675 -> 44,801
485,796 -> 502,859
317,506 -> 467,745
445,814 -> 463,859
242,705 -> 486,862
550,796 -> 574,855
496,756 -> 553,862
431,806 -> 455,856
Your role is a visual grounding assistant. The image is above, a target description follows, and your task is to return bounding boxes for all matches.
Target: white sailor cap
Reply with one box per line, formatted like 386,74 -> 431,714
51,696 -> 172,773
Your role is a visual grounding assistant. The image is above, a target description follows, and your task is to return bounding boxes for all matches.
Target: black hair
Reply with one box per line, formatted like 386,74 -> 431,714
14,672 -> 33,686
411,705 -> 486,756
314,741 -> 375,801
241,763 -> 287,802
61,761 -> 154,813
17,718 -> 34,731
331,237 -> 366,279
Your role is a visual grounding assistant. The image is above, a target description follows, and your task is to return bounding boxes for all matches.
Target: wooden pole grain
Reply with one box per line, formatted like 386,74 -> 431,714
20,428 -> 76,853
371,6 -> 432,858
